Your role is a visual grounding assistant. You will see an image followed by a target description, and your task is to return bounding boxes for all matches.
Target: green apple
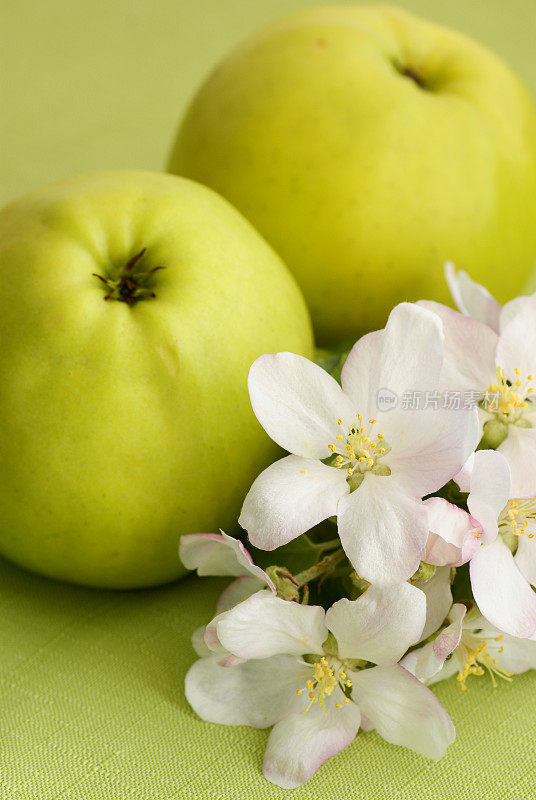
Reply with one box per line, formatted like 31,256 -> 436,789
0,170 -> 313,588
169,4 -> 536,344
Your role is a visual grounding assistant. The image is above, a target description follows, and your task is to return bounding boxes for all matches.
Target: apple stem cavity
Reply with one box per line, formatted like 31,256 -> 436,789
92,248 -> 165,306
392,59 -> 427,90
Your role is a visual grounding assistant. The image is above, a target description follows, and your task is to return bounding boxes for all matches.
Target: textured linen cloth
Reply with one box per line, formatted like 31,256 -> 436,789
1,557 -> 535,800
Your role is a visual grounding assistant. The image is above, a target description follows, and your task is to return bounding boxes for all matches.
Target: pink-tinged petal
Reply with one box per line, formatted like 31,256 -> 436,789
262,701 -> 361,790
216,591 -> 328,659
203,611 -> 244,666
179,531 -> 273,588
422,529 -> 481,568
204,611 -> 227,652
470,537 -> 536,638
515,535 -> 536,588
247,352 -> 356,459
185,653 -> 304,728
179,533 -> 242,576
401,604 -> 466,683
340,329 -> 384,411
239,454 -> 348,551
419,300 -> 499,393
216,575 -> 269,613
418,300 -> 497,390
414,566 -> 454,642
423,497 -> 478,567
467,450 -> 511,544
219,531 -> 275,589
498,427 -> 536,498
425,497 -> 475,549
204,614 -> 247,667
444,261 -> 501,332
351,665 -> 455,759
386,404 -> 479,497
326,583 -> 425,665
496,295 -> 536,386
337,476 -> 427,586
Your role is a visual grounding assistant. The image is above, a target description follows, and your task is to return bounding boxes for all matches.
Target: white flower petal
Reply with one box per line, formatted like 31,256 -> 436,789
185,653 -> 304,728
239,454 -> 348,550
216,575 -> 268,613
498,426 -> 536,498
326,583 -> 426,665
386,404 -> 479,497
515,534 -> 536,588
216,591 -> 328,659
467,450 -> 511,544
454,453 -> 473,493
262,702 -> 361,790
337,476 -> 428,586
500,294 -> 535,331
470,537 -> 536,638
444,261 -> 501,332
372,303 -> 444,399
426,655 -> 462,686
419,300 -> 497,390
496,295 -> 536,385
343,303 -> 444,416
340,330 -> 384,411
489,633 -> 536,673
414,566 -> 454,642
351,665 -> 455,759
401,604 -> 466,683
247,352 -> 356,459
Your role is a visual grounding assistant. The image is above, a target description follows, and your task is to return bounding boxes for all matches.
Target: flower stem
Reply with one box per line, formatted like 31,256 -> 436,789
293,548 -> 347,587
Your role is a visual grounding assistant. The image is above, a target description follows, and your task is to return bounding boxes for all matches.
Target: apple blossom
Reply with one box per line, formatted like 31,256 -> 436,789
239,302 -> 478,586
186,584 -> 454,789
403,604 -> 536,690
421,286 -> 536,496
462,450 -> 536,638
424,451 -> 536,638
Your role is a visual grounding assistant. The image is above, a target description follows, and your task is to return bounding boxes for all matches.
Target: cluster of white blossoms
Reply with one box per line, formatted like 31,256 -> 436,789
180,264 -> 536,790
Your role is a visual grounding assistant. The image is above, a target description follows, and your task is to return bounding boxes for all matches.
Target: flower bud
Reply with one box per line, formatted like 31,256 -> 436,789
265,566 -> 300,601
480,419 -> 508,449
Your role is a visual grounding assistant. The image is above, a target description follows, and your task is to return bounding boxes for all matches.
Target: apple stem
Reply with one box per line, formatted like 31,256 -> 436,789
92,248 -> 165,306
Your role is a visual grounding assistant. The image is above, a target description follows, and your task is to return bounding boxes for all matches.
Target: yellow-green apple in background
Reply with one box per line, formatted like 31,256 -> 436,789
0,170 -> 313,589
169,4 -> 536,345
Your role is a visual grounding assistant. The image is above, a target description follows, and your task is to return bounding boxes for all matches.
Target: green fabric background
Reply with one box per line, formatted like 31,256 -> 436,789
2,1 -> 536,798
2,560 -> 536,800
